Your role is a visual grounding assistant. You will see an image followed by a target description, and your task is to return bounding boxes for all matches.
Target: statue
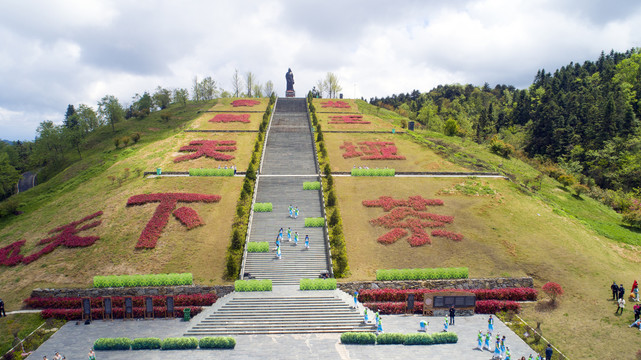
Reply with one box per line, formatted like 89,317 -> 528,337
286,68 -> 294,91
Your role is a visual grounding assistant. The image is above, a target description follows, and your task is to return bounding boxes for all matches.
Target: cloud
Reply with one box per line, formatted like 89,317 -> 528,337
1,0 -> 641,140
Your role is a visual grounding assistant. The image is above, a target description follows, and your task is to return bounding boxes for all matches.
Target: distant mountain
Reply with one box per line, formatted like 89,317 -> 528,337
1,140 -> 14,145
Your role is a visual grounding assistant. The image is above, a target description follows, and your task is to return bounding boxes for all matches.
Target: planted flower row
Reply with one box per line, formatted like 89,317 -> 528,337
42,306 -> 203,320
253,203 -> 273,212
25,293 -> 216,309
94,336 -> 235,350
341,332 -> 458,345
376,267 -> 468,281
304,217 -> 325,227
189,168 -> 235,176
174,140 -> 237,163
329,115 -> 370,124
232,99 -> 261,107
351,168 -> 395,176
341,141 -> 406,160
321,101 -> 351,109
358,287 -> 537,303
363,300 -> 521,315
209,114 -> 250,123
93,273 -> 193,288
362,196 -> 444,211
173,206 -> 204,229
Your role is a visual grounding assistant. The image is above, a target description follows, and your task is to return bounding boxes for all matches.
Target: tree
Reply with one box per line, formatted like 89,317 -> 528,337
316,79 -> 327,98
76,104 -> 100,134
63,104 -> 77,129
199,76 -> 218,100
98,95 -> 125,132
231,69 -> 242,97
324,72 -> 342,98
542,282 -> 564,305
252,83 -> 263,98
192,76 -> 201,101
264,80 -> 274,97
172,88 -> 189,107
0,152 -> 20,199
130,92 -> 152,118
245,72 -> 256,97
33,121 -> 66,165
152,86 -> 172,109
444,118 -> 459,136
63,124 -> 84,159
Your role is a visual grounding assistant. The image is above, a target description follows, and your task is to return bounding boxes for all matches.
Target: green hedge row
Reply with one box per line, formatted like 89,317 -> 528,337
253,202 -> 273,212
189,168 -> 235,176
93,273 -> 193,288
304,217 -> 325,227
234,279 -> 272,292
303,181 -> 321,190
94,337 -> 235,350
300,278 -> 337,290
351,168 -> 395,177
376,267 -> 468,281
340,332 -> 458,345
247,242 -> 269,252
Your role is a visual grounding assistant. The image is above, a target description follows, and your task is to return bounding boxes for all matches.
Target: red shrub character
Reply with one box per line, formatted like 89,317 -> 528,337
328,115 -> 369,124
232,99 -> 261,107
0,240 -> 26,266
321,101 -> 351,109
174,140 -> 237,163
173,207 -> 204,229
127,193 -> 221,248
209,114 -> 250,123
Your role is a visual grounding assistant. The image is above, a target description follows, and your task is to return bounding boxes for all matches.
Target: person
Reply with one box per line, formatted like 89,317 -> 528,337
304,235 -> 309,249
449,305 -> 455,325
488,314 -> 494,332
612,281 -> 619,300
88,349 -> 96,360
289,205 -> 293,218
419,320 -> 427,332
493,338 -> 501,358
353,291 -> 359,309
634,304 -> 641,321
505,346 -> 511,360
619,284 -> 625,300
484,331 -> 491,350
363,308 -> 368,323
287,227 -> 292,242
53,352 -> 65,360
616,296 -> 626,315
629,318 -> 641,329
443,315 -> 448,332
634,286 -> 640,302
277,229 -> 283,242
294,232 -> 299,246
294,207 -> 299,219
545,344 -> 553,360
43,357 -> 48,360
233,164 -> 236,175
476,330 -> 483,350
276,244 -> 281,259
0,298 -> 5,317
500,336 -> 506,358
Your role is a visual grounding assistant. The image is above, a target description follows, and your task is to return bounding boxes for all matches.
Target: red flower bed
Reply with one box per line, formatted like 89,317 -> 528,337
232,99 -> 261,107
24,293 -> 217,309
173,207 -> 204,229
41,306 -> 203,320
363,300 -> 520,315
362,196 -> 444,211
340,141 -> 405,160
209,114 -> 250,123
2,211 -> 104,266
127,193 -> 221,248
474,300 -> 521,314
174,140 -> 237,163
431,229 -> 463,241
328,115 -> 369,124
358,288 -> 537,303
377,228 -> 408,244
321,101 -> 351,109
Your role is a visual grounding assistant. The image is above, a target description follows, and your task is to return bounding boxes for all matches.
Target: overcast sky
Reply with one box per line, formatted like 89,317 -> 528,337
1,0 -> 640,141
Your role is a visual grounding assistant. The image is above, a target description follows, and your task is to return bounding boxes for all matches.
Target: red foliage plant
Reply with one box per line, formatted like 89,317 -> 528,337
321,100 -> 351,109
232,99 -> 261,107
340,141 -> 405,160
1,211 -> 104,267
362,195 -> 461,246
357,288 -> 537,303
173,140 -> 237,163
541,282 -> 564,303
209,114 -> 250,123
328,115 -> 370,124
24,293 -> 217,309
127,193 -> 220,249
41,306 -> 203,320
362,300 -> 520,315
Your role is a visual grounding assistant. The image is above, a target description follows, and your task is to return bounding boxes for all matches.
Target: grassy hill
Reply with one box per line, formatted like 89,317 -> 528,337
0,97 -> 639,358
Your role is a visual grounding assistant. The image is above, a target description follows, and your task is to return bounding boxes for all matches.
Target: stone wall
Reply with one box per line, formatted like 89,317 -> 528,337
337,277 -> 533,294
29,285 -> 235,299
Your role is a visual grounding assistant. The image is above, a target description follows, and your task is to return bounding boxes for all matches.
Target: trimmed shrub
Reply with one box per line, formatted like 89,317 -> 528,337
199,336 -> 236,349
189,168 -> 235,177
300,278 -> 337,290
327,190 -> 336,207
376,333 -> 406,345
375,267 -> 468,281
351,168 -> 395,177
431,332 -> 458,344
93,273 -> 193,288
234,279 -> 272,292
247,242 -> 269,253
161,337 -> 198,350
93,337 -> 132,350
340,332 -> 376,345
357,287 -> 536,303
304,217 -> 325,227
474,300 -> 521,314
404,333 -> 434,345
253,203 -> 273,212
303,181 -> 321,190
131,337 -> 162,350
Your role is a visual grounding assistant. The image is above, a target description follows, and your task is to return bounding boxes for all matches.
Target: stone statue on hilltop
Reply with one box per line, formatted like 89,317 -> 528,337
286,68 -> 294,91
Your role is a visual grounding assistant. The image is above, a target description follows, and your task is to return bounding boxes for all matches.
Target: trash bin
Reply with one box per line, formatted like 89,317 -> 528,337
183,307 -> 191,321
156,168 -> 162,175
392,129 -> 395,134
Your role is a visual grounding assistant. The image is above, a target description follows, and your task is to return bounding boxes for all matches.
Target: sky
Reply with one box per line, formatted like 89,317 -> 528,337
1,0 -> 640,141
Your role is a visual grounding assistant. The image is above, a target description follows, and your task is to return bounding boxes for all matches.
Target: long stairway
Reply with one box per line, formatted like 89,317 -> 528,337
185,97 -> 374,335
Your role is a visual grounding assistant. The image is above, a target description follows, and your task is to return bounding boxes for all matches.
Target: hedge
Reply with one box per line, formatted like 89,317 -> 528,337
300,278 -> 337,290
375,267 -> 468,281
131,337 -> 162,350
199,337 -> 236,349
351,168 -> 395,177
358,287 -> 537,303
340,332 -> 376,345
404,332 -> 458,345
42,306 -> 203,320
247,242 -> 269,253
304,217 -> 325,227
253,202 -> 273,212
234,279 -> 272,292
26,294 -> 215,310
303,181 -> 321,190
189,168 -> 235,176
93,337 -> 133,350
362,300 -> 520,315
161,337 -> 199,350
376,333 -> 406,345
93,273 -> 193,287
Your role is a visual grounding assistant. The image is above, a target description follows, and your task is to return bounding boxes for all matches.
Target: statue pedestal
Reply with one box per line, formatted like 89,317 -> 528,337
286,90 -> 295,98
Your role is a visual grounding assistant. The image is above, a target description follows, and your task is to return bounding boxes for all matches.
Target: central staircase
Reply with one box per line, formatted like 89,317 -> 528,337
185,98 -> 375,335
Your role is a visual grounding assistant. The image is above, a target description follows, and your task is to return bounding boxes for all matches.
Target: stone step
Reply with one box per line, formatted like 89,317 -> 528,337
185,327 -> 375,335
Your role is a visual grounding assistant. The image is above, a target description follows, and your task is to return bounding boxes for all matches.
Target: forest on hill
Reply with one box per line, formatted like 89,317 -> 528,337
370,48 -> 641,227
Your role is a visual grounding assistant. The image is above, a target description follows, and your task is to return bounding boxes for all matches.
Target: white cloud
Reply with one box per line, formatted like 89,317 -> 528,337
1,0 -> 641,140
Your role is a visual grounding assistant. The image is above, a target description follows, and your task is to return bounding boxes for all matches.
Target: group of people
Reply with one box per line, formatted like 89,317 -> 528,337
274,227 -> 310,259
216,164 -> 237,174
288,204 -> 299,219
42,351 -> 70,360
475,315 -> 554,360
611,280 -> 641,324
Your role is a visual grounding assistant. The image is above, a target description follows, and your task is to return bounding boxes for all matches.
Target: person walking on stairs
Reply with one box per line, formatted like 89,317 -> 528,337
287,227 -> 292,242
294,232 -> 299,246
276,244 -> 281,259
304,235 -> 309,249
294,206 -> 299,219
